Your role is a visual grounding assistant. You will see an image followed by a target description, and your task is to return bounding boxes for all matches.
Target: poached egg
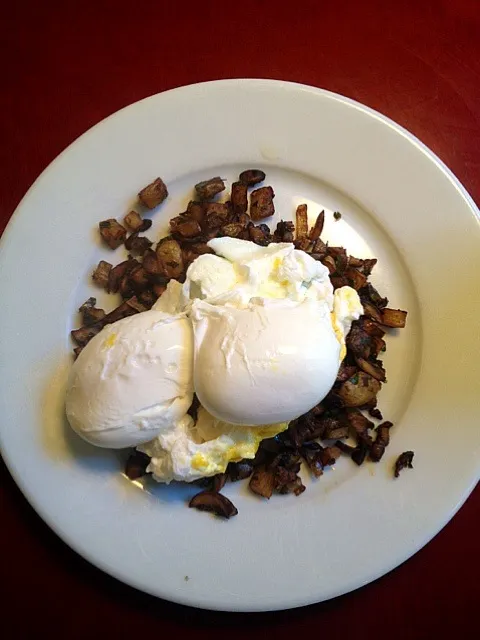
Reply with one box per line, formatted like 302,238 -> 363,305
65,237 -> 362,481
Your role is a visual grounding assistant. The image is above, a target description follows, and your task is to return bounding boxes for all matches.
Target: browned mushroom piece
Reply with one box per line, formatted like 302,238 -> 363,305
221,222 -> 244,238
355,357 -> 386,382
99,219 -> 127,249
125,296 -> 148,313
336,362 -> 358,382
79,297 -> 106,326
332,249 -> 348,275
347,322 -> 373,359
360,282 -> 389,309
394,451 -> 414,477
107,258 -> 138,294
92,260 -> 112,288
137,290 -> 157,309
346,408 -> 374,445
238,169 -> 266,186
295,204 -> 309,240
250,186 -> 275,221
102,300 -> 139,325
125,450 -> 151,480
320,446 -> 342,466
330,276 -> 348,290
273,220 -> 295,243
124,210 -> 152,233
249,466 -> 276,499
212,473 -> 228,492
338,372 -> 382,407
309,210 -> 325,241
249,225 -> 269,246
369,406 -> 384,420
371,336 -> 386,357
359,317 -> 386,338
321,417 -> 349,440
186,201 -> 205,223
321,255 -> 337,274
138,177 -> 168,209
228,460 -> 254,482
362,258 -> 378,276
156,238 -> 184,279
203,202 -> 231,229
351,442 -> 369,465
362,301 -> 384,323
345,267 -> 367,291
194,176 -> 225,200
71,325 -> 102,347
189,490 -> 238,518
370,421 -> 393,461
174,219 -> 203,239
231,181 -> 248,216
301,442 -> 324,478
124,233 -> 153,256
142,249 -> 161,275
334,440 -> 356,455
311,237 -> 327,258
381,308 -> 408,328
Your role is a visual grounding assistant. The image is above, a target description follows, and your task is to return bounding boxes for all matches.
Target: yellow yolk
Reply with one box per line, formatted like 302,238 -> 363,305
103,333 -> 117,349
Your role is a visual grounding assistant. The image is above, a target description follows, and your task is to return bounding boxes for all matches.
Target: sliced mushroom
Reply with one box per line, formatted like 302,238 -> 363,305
79,297 -> 105,326
345,267 -> 367,291
355,357 -> 386,382
231,181 -> 248,216
99,219 -> 127,249
309,210 -> 325,241
125,451 -> 151,480
125,233 -> 153,255
359,317 -> 386,338
194,177 -> 225,200
107,258 -> 138,294
189,490 -> 238,518
212,473 -> 227,492
228,460 -> 254,482
381,308 -> 408,328
338,372 -> 382,407
238,169 -> 266,186
138,177 -> 168,209
156,238 -> 184,279
186,201 -> 204,223
295,204 -> 309,240
301,442 -> 324,478
250,186 -> 275,221
249,467 -> 276,499
370,421 -> 393,462
124,210 -> 152,233
394,451 -> 414,477
71,325 -> 101,347
174,219 -> 203,239
92,260 -> 112,288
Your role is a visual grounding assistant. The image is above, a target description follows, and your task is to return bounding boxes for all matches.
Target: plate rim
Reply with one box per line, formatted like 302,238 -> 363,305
0,79 -> 479,612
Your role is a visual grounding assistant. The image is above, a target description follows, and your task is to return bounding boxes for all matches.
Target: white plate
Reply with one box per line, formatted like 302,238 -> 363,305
0,80 -> 479,612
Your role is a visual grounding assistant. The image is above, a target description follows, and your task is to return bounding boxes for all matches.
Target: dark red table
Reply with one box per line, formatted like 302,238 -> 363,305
1,1 -> 479,636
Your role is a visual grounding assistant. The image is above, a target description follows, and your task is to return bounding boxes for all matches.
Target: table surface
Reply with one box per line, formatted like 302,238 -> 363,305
1,0 -> 479,636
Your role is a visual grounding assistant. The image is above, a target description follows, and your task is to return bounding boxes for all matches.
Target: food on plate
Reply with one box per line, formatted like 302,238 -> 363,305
66,310 -> 193,448
67,168 -> 409,518
394,451 -> 414,477
99,219 -> 127,249
194,176 -> 226,200
138,177 -> 168,209
189,490 -> 238,519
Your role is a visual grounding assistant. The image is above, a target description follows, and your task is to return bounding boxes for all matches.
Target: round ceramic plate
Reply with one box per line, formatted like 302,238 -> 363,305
0,80 -> 479,612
